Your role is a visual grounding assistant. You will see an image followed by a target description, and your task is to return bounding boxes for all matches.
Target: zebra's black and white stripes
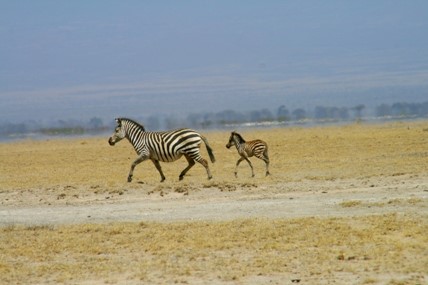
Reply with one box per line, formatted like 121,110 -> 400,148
226,131 -> 270,177
108,118 -> 215,182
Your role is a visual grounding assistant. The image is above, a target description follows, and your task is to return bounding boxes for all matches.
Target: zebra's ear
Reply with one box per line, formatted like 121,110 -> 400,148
115,118 -> 121,126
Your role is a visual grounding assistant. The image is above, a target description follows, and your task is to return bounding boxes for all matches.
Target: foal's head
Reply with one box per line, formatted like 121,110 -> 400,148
226,131 -> 245,149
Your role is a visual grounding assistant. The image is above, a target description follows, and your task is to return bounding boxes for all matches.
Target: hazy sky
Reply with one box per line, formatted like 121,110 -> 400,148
1,1 -> 428,123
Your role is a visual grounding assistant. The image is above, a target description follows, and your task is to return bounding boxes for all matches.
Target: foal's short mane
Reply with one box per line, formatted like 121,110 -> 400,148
232,132 -> 246,143
119,118 -> 146,132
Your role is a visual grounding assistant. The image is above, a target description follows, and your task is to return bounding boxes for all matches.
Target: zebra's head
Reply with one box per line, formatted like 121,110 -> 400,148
108,118 -> 126,146
226,131 -> 241,148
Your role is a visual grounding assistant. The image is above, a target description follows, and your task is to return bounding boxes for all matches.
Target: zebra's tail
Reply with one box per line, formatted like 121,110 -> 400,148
201,135 -> 216,163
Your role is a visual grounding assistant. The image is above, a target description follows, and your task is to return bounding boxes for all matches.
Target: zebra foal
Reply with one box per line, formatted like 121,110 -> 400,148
226,131 -> 270,177
108,118 -> 215,182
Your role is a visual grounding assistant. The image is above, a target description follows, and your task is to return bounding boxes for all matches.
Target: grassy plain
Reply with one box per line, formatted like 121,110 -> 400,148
0,121 -> 427,284
1,121 -> 427,189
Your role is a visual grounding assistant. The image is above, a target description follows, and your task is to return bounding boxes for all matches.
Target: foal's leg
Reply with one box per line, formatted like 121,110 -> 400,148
262,157 -> 270,176
235,156 -> 254,177
245,157 -> 255,177
255,149 -> 270,176
263,149 -> 270,176
234,157 -> 244,178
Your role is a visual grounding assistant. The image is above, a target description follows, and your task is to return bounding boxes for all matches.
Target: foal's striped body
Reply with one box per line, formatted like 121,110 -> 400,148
226,131 -> 270,177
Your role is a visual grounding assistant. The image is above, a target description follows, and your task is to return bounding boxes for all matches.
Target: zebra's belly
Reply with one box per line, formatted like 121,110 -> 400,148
151,152 -> 183,162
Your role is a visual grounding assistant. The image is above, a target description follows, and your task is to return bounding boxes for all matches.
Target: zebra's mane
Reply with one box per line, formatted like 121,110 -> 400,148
232,132 -> 246,143
119,118 -> 146,132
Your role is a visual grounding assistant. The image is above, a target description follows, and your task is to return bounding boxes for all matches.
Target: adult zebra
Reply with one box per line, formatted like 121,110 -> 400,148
226,131 -> 270,177
108,118 -> 215,182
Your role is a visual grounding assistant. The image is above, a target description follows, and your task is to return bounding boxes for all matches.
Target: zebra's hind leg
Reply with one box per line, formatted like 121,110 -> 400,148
201,158 -> 213,180
194,155 -> 213,180
151,159 -> 166,182
179,155 -> 196,181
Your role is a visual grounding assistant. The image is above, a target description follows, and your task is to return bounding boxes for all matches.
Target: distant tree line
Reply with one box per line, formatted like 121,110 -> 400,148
0,117 -> 109,138
144,102 -> 427,130
1,101 -> 427,138
174,104 -> 366,129
375,102 -> 428,117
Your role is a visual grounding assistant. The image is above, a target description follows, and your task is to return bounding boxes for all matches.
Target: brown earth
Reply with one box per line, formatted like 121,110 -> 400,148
0,121 -> 427,284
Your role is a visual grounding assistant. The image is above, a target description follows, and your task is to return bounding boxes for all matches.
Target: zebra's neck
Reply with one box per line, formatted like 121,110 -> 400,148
123,121 -> 146,152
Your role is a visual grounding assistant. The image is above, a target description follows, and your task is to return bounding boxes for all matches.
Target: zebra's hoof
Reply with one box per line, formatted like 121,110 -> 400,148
127,176 -> 133,182
179,176 -> 184,181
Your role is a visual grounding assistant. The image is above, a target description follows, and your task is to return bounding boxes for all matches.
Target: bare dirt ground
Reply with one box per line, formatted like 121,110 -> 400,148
1,121 -> 427,284
1,174 -> 427,226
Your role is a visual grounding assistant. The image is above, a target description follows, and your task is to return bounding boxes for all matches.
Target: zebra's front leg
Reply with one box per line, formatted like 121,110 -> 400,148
151,159 -> 166,182
128,155 -> 148,182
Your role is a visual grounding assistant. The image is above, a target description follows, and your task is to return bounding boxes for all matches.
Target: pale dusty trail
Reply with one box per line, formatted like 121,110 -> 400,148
1,177 -> 427,226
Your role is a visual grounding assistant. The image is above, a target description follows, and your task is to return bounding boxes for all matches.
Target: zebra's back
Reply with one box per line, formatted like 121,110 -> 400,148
143,129 -> 203,162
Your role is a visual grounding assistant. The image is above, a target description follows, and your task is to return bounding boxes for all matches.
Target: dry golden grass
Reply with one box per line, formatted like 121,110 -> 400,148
1,120 -> 427,191
1,214 -> 427,284
340,197 -> 425,208
1,121 -> 428,284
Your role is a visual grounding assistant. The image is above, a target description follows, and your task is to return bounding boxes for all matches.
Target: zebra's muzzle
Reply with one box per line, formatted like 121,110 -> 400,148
108,138 -> 115,146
